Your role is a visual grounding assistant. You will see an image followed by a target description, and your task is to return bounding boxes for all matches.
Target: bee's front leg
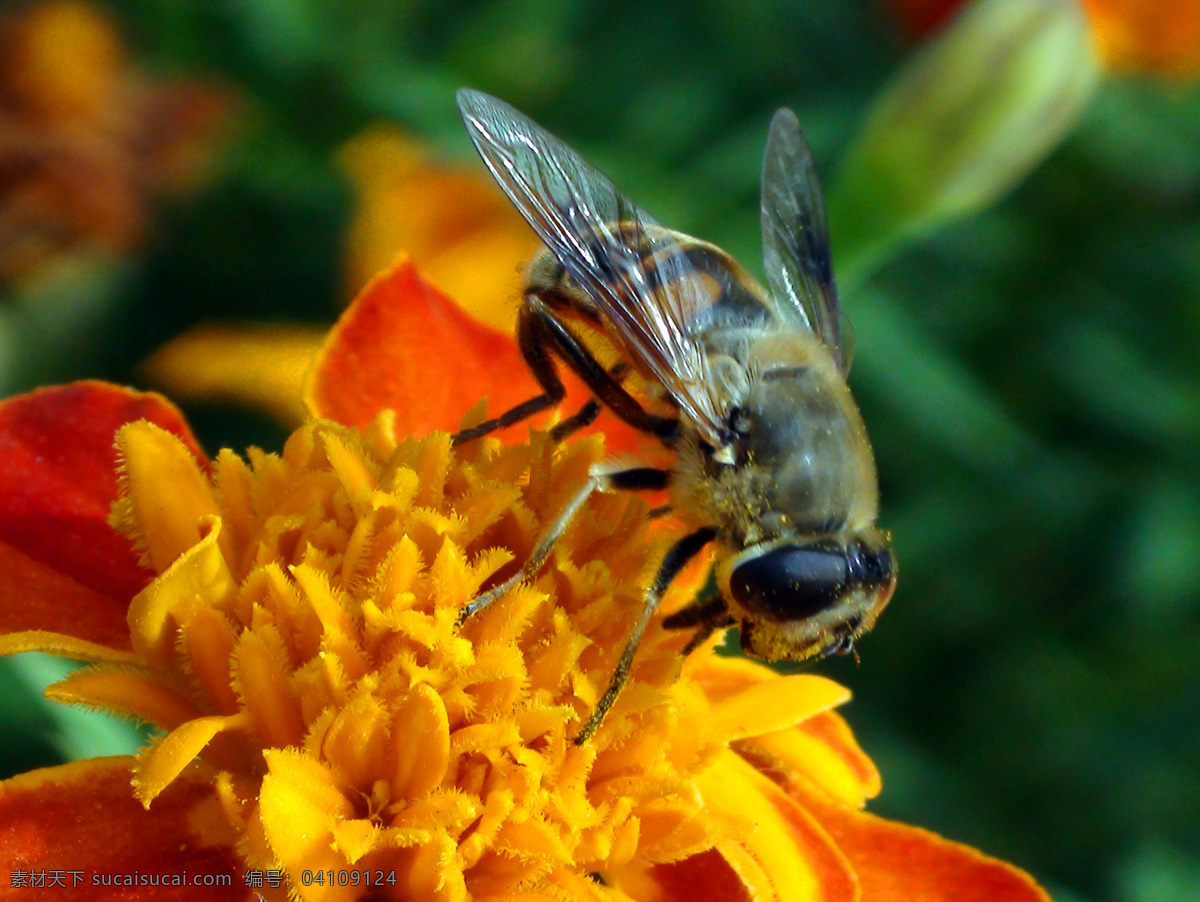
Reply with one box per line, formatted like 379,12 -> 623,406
662,595 -> 736,654
457,465 -> 673,624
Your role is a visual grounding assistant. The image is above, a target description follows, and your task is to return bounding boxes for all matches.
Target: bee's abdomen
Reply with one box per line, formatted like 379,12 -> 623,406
526,224 -> 775,335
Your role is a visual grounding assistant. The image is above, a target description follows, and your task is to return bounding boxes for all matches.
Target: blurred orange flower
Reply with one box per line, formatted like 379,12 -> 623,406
0,259 -> 1051,902
143,125 -> 539,426
1080,0 -> 1200,76
338,125 -> 540,331
886,0 -> 1200,77
0,0 -> 230,286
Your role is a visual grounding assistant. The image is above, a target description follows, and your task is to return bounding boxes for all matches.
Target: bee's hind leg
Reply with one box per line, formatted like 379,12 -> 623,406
452,308 -> 563,445
453,299 -> 676,446
549,399 -> 601,442
574,525 -> 716,744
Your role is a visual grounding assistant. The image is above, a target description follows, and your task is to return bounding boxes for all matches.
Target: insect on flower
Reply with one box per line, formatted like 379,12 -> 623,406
453,89 -> 897,742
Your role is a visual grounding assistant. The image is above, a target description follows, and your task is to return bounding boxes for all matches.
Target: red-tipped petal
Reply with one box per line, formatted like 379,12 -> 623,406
793,780 -> 1051,902
305,257 -> 645,452
647,849 -> 754,902
0,543 -> 134,655
0,757 -> 244,900
0,382 -> 207,622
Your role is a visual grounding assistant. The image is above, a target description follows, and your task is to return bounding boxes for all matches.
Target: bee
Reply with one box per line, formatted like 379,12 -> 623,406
453,89 -> 896,743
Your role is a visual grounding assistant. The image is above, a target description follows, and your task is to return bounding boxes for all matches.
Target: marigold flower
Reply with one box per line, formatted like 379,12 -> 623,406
0,0 -> 230,287
0,260 -> 1051,901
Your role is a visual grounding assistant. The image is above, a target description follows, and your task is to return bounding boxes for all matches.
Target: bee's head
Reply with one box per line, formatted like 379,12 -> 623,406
726,536 -> 896,662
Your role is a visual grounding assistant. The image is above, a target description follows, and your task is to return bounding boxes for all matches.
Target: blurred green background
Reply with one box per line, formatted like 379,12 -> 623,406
2,2 -> 1199,901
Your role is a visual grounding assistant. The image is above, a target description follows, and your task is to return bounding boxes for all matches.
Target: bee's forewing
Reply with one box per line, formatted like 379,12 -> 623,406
457,89 -> 728,443
760,108 -> 846,372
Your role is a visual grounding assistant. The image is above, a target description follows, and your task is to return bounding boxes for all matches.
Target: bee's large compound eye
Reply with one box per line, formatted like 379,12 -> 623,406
729,544 -> 848,622
729,541 -> 895,623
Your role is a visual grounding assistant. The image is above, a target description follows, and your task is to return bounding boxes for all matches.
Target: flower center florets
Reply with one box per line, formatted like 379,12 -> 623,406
111,414 -> 720,899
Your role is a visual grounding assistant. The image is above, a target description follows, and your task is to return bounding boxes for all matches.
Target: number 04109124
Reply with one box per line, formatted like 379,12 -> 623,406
299,869 -> 398,888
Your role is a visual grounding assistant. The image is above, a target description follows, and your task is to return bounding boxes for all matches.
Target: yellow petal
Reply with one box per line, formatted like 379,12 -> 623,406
458,789 -> 514,869
389,683 -> 450,799
0,629 -> 135,663
260,748 -> 354,863
182,605 -> 241,714
335,124 -> 537,332
633,796 -> 719,864
752,710 -> 882,809
233,628 -> 306,748
134,713 -> 243,805
395,831 -> 464,902
494,815 -> 573,864
140,323 -> 325,427
291,562 -> 358,641
708,674 -> 850,743
126,516 -> 234,669
112,420 -> 218,574
320,428 -> 379,512
696,750 -> 856,902
331,817 -> 382,863
45,665 -> 199,729
321,691 -> 389,790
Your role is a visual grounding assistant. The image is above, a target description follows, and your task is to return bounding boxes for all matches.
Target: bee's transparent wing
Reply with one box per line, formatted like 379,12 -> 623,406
760,108 -> 847,372
457,89 -> 727,442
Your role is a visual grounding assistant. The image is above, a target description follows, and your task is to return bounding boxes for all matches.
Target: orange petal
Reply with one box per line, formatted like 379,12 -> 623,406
0,756 -> 243,900
305,256 -> 644,452
0,382 -> 206,631
793,779 -> 1051,902
306,256 -> 541,435
140,323 -> 326,427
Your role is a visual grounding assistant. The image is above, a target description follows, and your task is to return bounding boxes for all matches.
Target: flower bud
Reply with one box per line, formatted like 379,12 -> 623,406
829,0 -> 1101,280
